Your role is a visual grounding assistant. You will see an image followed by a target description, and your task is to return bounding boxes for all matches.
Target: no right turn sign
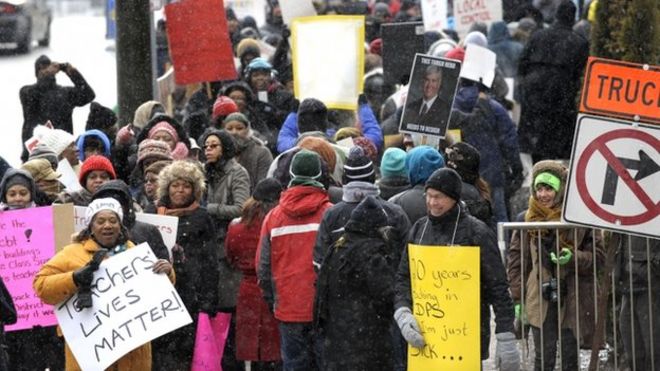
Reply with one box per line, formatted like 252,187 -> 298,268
563,115 -> 660,238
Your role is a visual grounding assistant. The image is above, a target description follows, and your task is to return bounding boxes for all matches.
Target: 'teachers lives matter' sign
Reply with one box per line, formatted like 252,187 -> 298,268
563,115 -> 660,238
56,243 -> 191,370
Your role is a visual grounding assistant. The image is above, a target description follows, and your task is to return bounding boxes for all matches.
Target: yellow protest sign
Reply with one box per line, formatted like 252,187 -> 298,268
407,244 -> 480,370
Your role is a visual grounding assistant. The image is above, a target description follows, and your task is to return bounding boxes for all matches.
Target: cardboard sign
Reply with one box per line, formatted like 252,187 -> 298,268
453,0 -> 502,37
459,44 -> 496,88
400,54 -> 461,138
280,0 -> 316,25
381,22 -> 426,85
407,244 -> 480,370
0,207 -> 60,331
421,0 -> 448,32
563,115 -> 660,238
55,243 -> 192,370
135,213 -> 179,255
165,0 -> 237,84
292,15 -> 365,110
580,57 -> 660,124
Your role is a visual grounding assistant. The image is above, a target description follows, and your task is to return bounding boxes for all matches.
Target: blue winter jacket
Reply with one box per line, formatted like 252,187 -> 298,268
276,103 -> 383,154
452,86 -> 522,188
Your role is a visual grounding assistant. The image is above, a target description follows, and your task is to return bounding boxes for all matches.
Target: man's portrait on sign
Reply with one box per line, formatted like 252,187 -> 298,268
400,54 -> 461,138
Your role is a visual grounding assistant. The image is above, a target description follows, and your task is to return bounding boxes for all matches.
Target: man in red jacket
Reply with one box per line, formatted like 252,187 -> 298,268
257,149 -> 332,371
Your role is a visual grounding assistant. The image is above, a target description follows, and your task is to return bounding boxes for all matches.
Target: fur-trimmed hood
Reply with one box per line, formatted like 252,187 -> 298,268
157,160 -> 206,205
530,160 -> 568,205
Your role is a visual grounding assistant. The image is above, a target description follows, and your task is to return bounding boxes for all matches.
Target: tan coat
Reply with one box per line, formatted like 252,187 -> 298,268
33,239 -> 175,371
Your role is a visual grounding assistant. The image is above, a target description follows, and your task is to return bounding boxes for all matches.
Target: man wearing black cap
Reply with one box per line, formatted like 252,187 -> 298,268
394,168 -> 520,370
19,55 -> 96,161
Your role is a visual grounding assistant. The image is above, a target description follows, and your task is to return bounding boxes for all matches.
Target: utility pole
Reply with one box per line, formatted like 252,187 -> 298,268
115,0 -> 153,126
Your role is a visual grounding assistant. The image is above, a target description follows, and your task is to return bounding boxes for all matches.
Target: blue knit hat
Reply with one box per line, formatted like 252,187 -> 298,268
380,147 -> 407,178
405,146 -> 444,186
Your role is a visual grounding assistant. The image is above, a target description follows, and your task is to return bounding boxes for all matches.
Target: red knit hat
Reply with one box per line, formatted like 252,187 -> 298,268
212,96 -> 239,120
79,155 -> 116,185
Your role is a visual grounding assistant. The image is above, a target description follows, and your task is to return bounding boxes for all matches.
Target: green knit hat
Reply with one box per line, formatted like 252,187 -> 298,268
289,149 -> 323,188
534,172 -> 561,192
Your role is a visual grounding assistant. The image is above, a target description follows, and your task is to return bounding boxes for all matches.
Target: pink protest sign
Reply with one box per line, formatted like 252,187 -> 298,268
0,206 -> 57,331
191,312 -> 231,371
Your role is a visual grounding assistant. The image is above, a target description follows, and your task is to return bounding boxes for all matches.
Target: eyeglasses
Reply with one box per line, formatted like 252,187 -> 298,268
203,144 -> 220,150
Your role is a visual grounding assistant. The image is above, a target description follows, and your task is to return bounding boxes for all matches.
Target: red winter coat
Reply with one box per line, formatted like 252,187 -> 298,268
226,217 -> 281,361
256,185 -> 332,322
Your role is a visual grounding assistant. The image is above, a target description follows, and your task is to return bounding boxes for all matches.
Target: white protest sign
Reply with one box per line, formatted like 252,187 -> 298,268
292,15 -> 364,110
280,0 -> 316,25
459,44 -> 496,88
453,0 -> 502,37
55,243 -> 191,371
135,212 -> 179,254
224,0 -> 266,29
58,159 -> 82,192
421,0 -> 447,32
74,206 -> 88,232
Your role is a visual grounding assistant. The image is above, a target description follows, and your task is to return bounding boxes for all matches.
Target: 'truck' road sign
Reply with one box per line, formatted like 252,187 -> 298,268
580,57 -> 660,125
563,114 -> 660,238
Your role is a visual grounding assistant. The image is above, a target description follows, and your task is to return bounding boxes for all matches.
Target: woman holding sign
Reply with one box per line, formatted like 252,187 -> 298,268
33,198 -> 174,370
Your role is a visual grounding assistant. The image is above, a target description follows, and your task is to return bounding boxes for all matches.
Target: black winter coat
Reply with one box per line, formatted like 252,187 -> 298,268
395,204 -> 515,359
388,184 -> 427,225
129,220 -> 170,261
517,23 -> 589,160
313,196 -> 410,270
314,228 -> 396,371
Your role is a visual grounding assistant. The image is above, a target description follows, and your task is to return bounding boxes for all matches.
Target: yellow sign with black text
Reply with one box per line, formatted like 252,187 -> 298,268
407,244 -> 480,370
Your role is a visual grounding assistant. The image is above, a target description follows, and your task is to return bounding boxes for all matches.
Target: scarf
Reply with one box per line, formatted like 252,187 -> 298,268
157,201 -> 200,217
525,196 -> 570,246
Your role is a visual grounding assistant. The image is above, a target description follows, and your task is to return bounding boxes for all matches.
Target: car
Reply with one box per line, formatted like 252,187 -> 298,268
0,0 -> 51,53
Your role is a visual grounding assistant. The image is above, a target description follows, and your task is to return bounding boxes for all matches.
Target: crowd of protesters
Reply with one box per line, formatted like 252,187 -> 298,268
0,0 -> 657,371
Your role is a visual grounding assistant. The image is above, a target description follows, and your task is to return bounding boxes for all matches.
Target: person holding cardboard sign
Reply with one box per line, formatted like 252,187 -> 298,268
34,198 -> 174,370
394,168 -> 520,370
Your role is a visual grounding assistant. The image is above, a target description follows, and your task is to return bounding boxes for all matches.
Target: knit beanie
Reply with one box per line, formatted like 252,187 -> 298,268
246,57 -> 272,74
86,102 -> 117,131
445,142 -> 480,184
464,31 -> 488,47
425,168 -> 463,201
380,147 -> 407,178
236,38 -> 261,59
137,139 -> 173,167
253,178 -> 283,203
349,195 -> 388,229
297,136 -> 336,174
28,144 -> 58,169
148,121 -> 179,142
34,54 -> 51,77
289,149 -> 323,188
406,146 -> 445,186
343,147 -> 375,184
21,159 -> 60,182
212,96 -> 239,121
223,112 -> 251,130
86,198 -> 123,223
534,172 -> 561,193
79,155 -> 116,185
33,126 -> 74,156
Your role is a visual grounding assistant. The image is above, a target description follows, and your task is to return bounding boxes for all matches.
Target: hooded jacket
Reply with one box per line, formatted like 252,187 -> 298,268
488,21 -> 524,78
76,129 -> 112,161
0,169 -> 37,209
507,160 -> 604,346
256,185 -> 332,322
200,129 -> 250,309
395,203 -> 515,360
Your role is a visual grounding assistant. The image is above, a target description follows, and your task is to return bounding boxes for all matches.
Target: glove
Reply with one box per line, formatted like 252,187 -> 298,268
72,263 -> 98,287
496,332 -> 520,371
358,93 -> 368,106
394,307 -> 425,348
514,303 -> 527,325
550,248 -> 573,265
116,124 -> 135,145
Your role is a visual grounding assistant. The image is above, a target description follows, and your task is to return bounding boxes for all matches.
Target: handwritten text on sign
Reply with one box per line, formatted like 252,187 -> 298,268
407,244 -> 480,371
56,243 -> 192,371
453,0 -> 502,37
0,207 -> 58,331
